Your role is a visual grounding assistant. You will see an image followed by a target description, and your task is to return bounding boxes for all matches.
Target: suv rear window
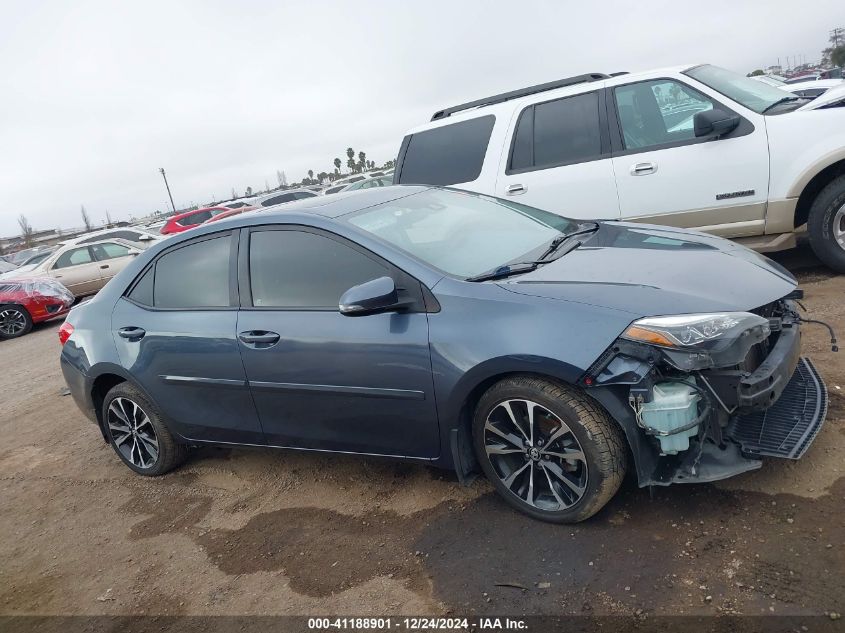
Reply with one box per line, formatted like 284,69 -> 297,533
397,115 -> 495,186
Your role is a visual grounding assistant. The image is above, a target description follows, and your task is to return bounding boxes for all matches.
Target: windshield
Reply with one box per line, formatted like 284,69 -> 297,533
685,64 -> 794,113
347,189 -> 574,278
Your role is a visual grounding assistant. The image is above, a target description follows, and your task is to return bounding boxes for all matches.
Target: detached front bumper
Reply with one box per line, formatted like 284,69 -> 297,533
727,357 -> 828,459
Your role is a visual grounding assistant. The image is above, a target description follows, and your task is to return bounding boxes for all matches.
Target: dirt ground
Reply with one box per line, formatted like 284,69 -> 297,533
0,245 -> 843,621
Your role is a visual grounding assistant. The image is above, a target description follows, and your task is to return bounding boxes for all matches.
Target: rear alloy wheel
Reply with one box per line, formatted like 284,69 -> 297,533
807,175 -> 845,274
0,305 -> 32,339
473,376 -> 627,523
102,383 -> 187,476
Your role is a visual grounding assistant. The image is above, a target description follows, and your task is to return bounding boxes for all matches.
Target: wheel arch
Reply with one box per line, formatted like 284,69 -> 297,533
88,364 -> 143,441
443,357 -> 642,481
790,156 -> 845,228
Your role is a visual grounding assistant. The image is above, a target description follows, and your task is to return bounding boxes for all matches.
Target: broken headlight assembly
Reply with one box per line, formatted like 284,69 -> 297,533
620,312 -> 771,371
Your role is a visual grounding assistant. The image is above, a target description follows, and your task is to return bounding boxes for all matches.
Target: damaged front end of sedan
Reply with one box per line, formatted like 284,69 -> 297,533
580,292 -> 829,487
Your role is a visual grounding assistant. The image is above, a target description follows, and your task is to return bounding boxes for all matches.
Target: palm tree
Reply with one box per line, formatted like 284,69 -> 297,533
346,148 -> 356,173
307,170 -> 314,183
334,157 -> 341,174
358,151 -> 366,169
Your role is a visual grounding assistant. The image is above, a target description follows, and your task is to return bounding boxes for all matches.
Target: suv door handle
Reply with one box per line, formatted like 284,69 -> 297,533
506,183 -> 526,195
117,326 -> 146,341
238,331 -> 281,348
630,162 -> 657,176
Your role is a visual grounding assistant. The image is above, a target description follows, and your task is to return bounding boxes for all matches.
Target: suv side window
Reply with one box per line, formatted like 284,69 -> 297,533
397,115 -> 495,186
509,92 -> 602,172
53,247 -> 93,269
249,230 -> 387,308
153,236 -> 231,308
614,79 -> 714,150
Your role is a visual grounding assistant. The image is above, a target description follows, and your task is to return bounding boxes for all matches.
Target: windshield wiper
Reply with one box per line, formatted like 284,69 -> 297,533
761,96 -> 801,113
465,262 -> 538,283
535,222 -> 599,261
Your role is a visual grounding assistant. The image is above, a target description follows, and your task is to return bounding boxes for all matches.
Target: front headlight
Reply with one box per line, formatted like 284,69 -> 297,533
622,312 -> 770,350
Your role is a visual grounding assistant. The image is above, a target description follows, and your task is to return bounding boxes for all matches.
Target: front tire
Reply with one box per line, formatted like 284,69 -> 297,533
473,376 -> 627,523
0,305 -> 33,340
807,174 -> 845,273
102,383 -> 188,476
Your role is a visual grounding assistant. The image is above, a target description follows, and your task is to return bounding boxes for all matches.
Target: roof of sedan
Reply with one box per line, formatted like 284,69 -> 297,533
259,185 -> 429,219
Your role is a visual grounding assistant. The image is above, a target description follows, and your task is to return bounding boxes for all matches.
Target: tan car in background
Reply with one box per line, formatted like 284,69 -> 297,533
14,238 -> 141,297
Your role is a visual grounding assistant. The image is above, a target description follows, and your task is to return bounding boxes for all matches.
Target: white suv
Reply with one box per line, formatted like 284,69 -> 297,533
396,64 -> 845,271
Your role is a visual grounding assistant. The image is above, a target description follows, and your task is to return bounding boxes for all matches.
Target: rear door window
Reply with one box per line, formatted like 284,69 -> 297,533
397,115 -> 495,186
509,92 -> 602,172
153,236 -> 231,308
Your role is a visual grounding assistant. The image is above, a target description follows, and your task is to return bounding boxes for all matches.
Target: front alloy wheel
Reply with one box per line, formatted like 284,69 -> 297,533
474,376 -> 627,523
0,306 -> 32,339
483,399 -> 588,511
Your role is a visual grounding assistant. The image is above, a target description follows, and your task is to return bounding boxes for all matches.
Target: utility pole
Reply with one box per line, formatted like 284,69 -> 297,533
159,168 -> 176,213
831,27 -> 844,48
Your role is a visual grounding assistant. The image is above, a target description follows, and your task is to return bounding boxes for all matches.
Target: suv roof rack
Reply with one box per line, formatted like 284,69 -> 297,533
431,73 -> 610,121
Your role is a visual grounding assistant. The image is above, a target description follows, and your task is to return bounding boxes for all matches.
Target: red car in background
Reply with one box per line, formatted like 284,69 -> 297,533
160,207 -> 234,235
0,277 -> 75,340
203,205 -> 257,224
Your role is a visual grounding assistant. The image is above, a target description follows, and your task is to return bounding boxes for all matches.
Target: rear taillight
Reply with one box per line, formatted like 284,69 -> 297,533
58,321 -> 74,346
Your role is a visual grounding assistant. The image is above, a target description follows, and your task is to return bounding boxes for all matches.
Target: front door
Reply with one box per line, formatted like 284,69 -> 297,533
112,232 -> 263,444
496,88 -> 621,220
609,78 -> 769,236
236,227 -> 440,458
49,246 -> 103,296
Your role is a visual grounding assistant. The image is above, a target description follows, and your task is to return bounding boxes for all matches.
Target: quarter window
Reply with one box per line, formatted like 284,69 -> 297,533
153,236 -> 231,308
614,80 -> 714,150
249,230 -> 387,308
397,115 -> 495,186
53,247 -> 93,269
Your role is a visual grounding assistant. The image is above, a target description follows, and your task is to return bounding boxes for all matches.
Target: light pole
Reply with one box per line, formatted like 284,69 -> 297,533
159,168 -> 176,213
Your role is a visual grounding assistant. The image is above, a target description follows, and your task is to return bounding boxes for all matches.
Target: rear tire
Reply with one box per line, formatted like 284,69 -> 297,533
102,382 -> 188,476
0,305 -> 33,339
807,175 -> 845,274
473,376 -> 627,523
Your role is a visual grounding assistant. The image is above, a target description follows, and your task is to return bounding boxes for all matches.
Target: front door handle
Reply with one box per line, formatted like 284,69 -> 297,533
238,330 -> 281,348
506,183 -> 526,195
117,326 -> 146,341
630,162 -> 657,176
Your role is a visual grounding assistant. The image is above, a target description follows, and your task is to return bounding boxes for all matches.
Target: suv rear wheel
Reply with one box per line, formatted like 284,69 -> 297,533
102,383 -> 188,476
807,174 -> 845,273
473,376 -> 627,523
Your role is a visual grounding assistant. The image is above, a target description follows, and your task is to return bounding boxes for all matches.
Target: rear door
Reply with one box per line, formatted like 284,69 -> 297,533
236,226 -> 440,458
495,89 -> 621,220
89,242 -> 137,288
49,246 -> 103,295
111,231 -> 263,444
609,77 -> 769,235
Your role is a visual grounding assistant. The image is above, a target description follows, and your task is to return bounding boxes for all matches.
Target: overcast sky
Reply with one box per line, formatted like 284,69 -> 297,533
0,0 -> 840,235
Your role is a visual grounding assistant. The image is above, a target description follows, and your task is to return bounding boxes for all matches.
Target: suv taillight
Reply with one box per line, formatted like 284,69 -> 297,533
58,322 -> 74,346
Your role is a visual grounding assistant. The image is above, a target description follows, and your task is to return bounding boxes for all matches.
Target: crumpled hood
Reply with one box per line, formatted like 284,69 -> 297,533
498,222 -> 797,317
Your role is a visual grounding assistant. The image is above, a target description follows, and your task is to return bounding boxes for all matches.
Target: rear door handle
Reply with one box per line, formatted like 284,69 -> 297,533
117,326 -> 146,341
506,183 -> 526,195
630,162 -> 657,176
100,264 -> 110,269
238,330 -> 280,348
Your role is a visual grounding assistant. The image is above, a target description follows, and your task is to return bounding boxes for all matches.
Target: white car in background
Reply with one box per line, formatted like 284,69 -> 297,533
64,227 -> 163,248
397,63 -> 845,271
751,73 -> 844,100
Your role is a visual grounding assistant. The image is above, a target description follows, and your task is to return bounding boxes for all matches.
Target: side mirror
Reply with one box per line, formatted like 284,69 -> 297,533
694,109 -> 740,138
127,248 -> 142,257
138,234 -> 154,241
339,276 -> 400,316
